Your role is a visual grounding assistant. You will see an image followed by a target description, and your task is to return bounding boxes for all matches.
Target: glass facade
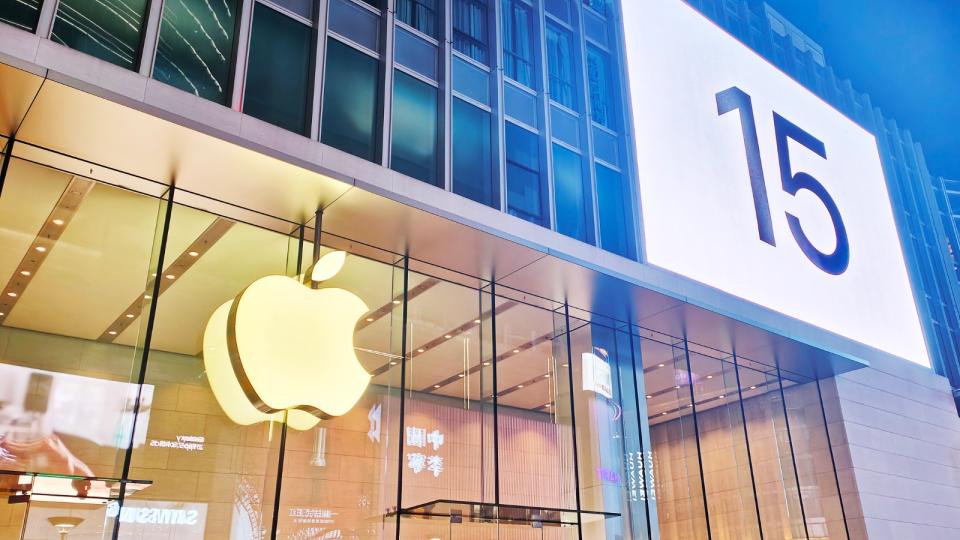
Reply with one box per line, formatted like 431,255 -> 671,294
0,152 -> 850,539
51,0 -> 149,70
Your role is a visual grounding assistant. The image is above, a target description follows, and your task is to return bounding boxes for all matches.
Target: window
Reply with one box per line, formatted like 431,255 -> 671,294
243,3 -> 312,134
502,0 -> 535,88
506,122 -> 548,226
321,39 -> 381,162
553,145 -> 593,243
154,0 -> 239,104
51,0 -> 149,69
587,46 -> 615,128
453,98 -> 496,208
0,0 -> 40,31
391,71 -> 440,186
397,0 -> 438,38
453,0 -> 488,63
596,164 -> 636,259
545,0 -> 572,23
546,23 -> 577,109
583,0 -> 607,16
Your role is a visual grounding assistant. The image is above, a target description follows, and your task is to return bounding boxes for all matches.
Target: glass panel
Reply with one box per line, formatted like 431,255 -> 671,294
545,0 -> 572,23
452,55 -> 490,105
396,0 -> 437,38
546,23 -> 577,110
506,123 -> 548,227
0,159 -> 162,537
453,98 -> 497,208
553,144 -> 593,244
551,106 -> 581,149
154,0 -> 239,104
586,46 -> 614,129
782,378 -> 848,540
688,352 -> 761,539
244,3 -> 312,134
501,0 -> 536,88
0,0 -> 40,31
395,26 -> 438,80
321,39 -> 380,162
595,164 -> 636,259
52,0 -> 149,70
124,202 -> 295,538
328,0 -> 380,52
617,330 -> 654,539
568,322 -> 631,538
642,338 -> 710,540
453,0 -> 488,64
504,83 -> 539,128
494,299 -> 575,511
268,0 -> 313,19
391,70 -> 440,187
272,242 -> 404,539
737,360 -> 807,539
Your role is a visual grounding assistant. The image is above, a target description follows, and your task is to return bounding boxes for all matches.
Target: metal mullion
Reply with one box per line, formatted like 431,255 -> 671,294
35,0 -> 58,38
816,378 -> 852,540
138,0 -> 164,77
381,0 -> 397,167
732,353 -> 765,540
393,253 -> 410,539
776,364 -> 811,540
230,0 -> 256,111
310,0 -> 330,140
574,1 -> 602,248
626,329 -> 653,540
0,138 -> 14,200
442,0 -> 452,192
560,303 -> 583,539
493,0 -> 507,212
537,0 -> 557,233
683,338 -> 714,540
490,281 -> 501,504
111,184 -> 176,540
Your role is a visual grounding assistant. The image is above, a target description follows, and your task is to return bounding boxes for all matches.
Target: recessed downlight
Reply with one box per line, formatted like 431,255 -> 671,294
108,331 -> 118,336
34,246 -> 46,253
517,384 -> 524,388
164,274 -> 176,280
19,270 -> 30,276
658,363 -> 665,368
390,361 -> 398,366
474,319 -> 481,324
458,374 -> 465,378
6,292 -> 17,298
544,374 -> 551,378
750,386 -> 757,390
433,384 -> 441,389
392,300 -> 401,305
646,395 -> 652,399
483,361 -> 491,366
706,375 -> 714,379
417,348 -> 425,353
125,314 -> 134,319
365,317 -> 375,322
188,251 -> 199,257
513,349 -> 520,354
444,335 -> 452,339
719,395 -> 726,399
52,219 -> 65,226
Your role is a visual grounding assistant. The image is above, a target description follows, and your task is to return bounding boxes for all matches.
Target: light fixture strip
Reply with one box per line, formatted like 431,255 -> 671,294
97,218 -> 234,342
0,177 -> 93,322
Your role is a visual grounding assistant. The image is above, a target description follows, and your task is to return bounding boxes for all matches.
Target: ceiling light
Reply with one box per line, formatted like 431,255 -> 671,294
151,273 -> 157,277
417,348 -> 424,353
125,314 -> 134,319
19,270 -> 30,276
483,361 -> 491,366
458,374 -> 465,378
51,219 -> 65,226
144,294 -> 152,300
674,385 -> 680,389
688,404 -> 693,408
392,300 -> 401,305
188,251 -> 199,257
706,375 -> 713,379
661,412 -> 667,416
513,349 -> 520,354
34,246 -> 46,252
390,361 -> 398,366
750,386 -> 757,390
646,395 -> 652,399
0,312 -> 5,317
365,317 -> 375,322
433,384 -> 441,389
165,274 -> 176,280
544,374 -> 551,378
474,319 -> 481,324
444,335 -> 452,339
6,292 -> 17,297
517,385 -> 524,388
719,395 -> 726,399
561,363 -> 568,368
545,403 -> 551,407
108,331 -> 117,336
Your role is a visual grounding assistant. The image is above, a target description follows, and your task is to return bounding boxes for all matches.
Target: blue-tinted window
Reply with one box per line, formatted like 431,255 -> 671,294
391,71 -> 440,186
583,0 -> 608,16
321,39 -> 380,162
545,0 -> 572,23
453,0 -> 488,63
553,145 -> 593,243
453,98 -> 497,208
587,46 -> 615,128
502,0 -> 535,88
0,0 -> 40,31
596,164 -> 636,258
546,23 -> 577,109
154,0 -> 239,104
506,123 -> 548,226
244,3 -> 312,134
397,0 -> 438,38
52,0 -> 148,69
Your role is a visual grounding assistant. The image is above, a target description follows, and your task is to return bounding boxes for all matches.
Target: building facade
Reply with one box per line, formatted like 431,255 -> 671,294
0,1 -> 958,540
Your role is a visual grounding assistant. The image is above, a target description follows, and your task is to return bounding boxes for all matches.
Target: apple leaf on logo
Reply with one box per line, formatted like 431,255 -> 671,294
311,251 -> 347,283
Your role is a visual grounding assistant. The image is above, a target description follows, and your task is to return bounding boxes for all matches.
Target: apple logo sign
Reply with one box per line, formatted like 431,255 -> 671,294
203,251 -> 372,430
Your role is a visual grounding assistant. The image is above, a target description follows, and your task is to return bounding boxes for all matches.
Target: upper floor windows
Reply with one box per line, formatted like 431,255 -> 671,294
586,45 -> 615,129
583,0 -> 608,16
0,0 -> 39,31
154,0 -> 239,105
397,0 -> 438,38
52,0 -> 148,70
546,23 -> 577,109
453,0 -> 489,64
502,0 -> 536,88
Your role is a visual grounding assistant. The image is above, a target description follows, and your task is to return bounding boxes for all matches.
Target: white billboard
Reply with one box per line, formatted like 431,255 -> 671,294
622,0 -> 929,366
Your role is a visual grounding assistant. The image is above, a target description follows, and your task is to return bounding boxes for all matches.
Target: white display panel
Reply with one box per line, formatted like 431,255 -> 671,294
622,0 -> 929,366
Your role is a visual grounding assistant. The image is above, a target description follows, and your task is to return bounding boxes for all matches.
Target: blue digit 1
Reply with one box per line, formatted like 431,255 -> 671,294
716,86 -> 776,246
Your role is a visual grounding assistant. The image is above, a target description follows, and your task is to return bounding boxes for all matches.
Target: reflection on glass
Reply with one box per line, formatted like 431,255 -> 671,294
453,0 -> 488,63
502,0 -> 535,87
52,0 -> 149,70
321,39 -> 381,162
452,98 -> 497,208
396,0 -> 438,37
391,71 -> 440,186
506,122 -> 548,226
154,0 -> 239,104
244,3 -> 312,134
546,23 -> 577,109
0,0 -> 40,31
587,46 -> 614,128
553,144 -> 593,243
596,164 -> 636,259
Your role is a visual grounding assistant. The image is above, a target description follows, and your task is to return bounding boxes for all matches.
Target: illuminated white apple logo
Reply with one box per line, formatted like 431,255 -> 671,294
203,251 -> 371,430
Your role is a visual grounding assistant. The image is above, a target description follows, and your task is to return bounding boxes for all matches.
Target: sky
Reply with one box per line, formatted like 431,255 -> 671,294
763,0 -> 960,179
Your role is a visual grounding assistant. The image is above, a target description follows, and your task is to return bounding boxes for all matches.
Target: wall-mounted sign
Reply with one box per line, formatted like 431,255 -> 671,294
149,435 -> 205,452
582,351 -> 613,399
105,500 -> 207,539
405,426 -> 444,477
202,251 -> 372,430
622,0 -> 929,366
